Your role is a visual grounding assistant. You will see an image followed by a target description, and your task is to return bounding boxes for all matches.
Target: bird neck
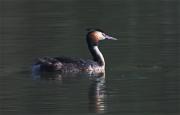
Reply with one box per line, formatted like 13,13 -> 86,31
88,44 -> 105,67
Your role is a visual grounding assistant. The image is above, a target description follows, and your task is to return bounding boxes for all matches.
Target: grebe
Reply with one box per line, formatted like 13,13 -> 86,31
34,29 -> 117,73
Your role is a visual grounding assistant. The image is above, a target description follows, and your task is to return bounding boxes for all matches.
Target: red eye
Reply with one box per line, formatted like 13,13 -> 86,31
102,33 -> 106,37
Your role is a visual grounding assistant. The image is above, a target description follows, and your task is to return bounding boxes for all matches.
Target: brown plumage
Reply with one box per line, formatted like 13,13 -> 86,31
33,29 -> 117,74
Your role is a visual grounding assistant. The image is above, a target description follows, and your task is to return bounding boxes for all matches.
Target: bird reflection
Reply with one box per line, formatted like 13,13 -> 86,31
88,72 -> 106,113
32,69 -> 107,113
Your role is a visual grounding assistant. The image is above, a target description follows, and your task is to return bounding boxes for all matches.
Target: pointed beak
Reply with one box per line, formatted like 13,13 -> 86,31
105,34 -> 118,40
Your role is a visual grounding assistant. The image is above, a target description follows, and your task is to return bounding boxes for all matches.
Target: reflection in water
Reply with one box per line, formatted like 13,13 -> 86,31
32,69 -> 106,113
88,73 -> 106,113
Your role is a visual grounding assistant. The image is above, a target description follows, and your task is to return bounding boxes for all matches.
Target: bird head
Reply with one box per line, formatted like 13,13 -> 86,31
86,28 -> 117,46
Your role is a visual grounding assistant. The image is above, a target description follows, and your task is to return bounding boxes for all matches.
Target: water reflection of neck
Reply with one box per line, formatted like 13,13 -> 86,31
88,72 -> 106,113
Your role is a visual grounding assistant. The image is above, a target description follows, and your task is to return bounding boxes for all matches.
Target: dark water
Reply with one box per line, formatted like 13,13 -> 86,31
1,0 -> 180,114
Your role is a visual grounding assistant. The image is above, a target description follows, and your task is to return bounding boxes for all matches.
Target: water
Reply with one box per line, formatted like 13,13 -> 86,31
1,0 -> 180,114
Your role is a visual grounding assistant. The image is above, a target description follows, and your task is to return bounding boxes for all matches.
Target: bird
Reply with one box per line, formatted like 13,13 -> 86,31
33,29 -> 117,74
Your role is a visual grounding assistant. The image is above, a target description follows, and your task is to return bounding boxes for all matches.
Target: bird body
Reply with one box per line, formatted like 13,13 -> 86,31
33,29 -> 117,74
36,56 -> 104,73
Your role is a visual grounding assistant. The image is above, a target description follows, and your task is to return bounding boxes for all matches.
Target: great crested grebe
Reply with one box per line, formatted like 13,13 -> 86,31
33,29 -> 117,73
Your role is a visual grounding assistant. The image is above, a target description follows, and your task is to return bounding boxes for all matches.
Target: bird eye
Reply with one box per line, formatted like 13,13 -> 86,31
102,33 -> 106,37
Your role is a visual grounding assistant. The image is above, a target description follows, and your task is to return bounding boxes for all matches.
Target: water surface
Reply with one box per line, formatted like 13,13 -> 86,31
1,0 -> 180,115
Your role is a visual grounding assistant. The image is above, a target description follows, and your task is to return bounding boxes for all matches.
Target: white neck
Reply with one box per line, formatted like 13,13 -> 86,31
91,46 -> 105,67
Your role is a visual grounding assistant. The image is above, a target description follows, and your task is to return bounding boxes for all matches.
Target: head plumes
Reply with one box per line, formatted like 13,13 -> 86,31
86,30 -> 105,46
86,28 -> 118,46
